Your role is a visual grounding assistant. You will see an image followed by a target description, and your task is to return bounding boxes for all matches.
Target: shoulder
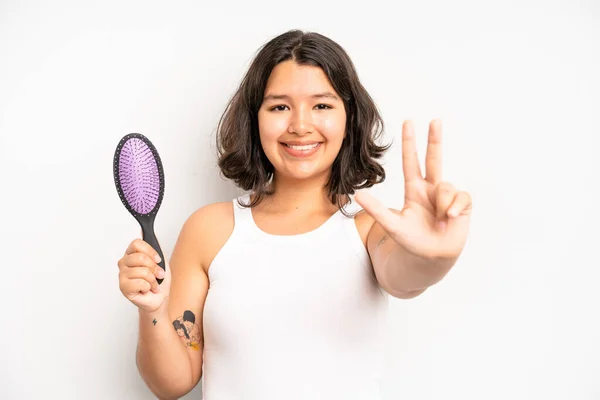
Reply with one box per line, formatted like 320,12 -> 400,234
350,208 -> 376,247
186,201 -> 234,229
180,200 -> 235,273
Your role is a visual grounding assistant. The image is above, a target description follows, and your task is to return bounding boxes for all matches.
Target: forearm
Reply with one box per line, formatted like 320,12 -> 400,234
136,301 -> 196,400
384,246 -> 456,293
372,233 -> 457,296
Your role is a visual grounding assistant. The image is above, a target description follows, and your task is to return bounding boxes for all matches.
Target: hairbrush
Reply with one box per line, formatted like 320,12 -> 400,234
113,133 -> 166,284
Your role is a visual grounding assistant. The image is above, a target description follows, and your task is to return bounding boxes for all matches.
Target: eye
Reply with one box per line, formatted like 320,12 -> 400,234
315,104 -> 332,110
270,105 -> 289,111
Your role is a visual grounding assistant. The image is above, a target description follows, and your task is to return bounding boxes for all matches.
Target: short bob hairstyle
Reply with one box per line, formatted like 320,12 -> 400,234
216,29 -> 389,211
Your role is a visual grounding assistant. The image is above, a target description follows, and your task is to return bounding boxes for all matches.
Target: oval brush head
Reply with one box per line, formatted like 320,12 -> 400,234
113,133 -> 166,284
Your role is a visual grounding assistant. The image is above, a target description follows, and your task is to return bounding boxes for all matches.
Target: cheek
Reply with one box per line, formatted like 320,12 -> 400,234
317,112 -> 346,143
258,114 -> 287,156
259,112 -> 287,141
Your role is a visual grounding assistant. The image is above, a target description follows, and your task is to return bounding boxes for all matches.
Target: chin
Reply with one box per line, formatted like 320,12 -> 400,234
279,164 -> 331,182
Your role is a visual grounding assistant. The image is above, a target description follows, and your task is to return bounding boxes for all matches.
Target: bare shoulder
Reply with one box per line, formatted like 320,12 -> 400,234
186,201 -> 234,230
352,209 -> 376,247
182,201 -> 235,274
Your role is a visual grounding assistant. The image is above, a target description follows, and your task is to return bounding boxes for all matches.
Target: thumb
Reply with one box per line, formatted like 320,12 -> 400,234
354,191 -> 400,235
160,259 -> 172,286
140,229 -> 169,287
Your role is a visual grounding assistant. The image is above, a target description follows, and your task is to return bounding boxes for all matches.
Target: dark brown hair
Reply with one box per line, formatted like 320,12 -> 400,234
216,29 -> 389,211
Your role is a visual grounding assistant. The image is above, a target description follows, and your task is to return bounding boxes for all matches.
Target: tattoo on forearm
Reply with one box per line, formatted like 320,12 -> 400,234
377,234 -> 389,248
172,310 -> 202,350
152,318 -> 157,326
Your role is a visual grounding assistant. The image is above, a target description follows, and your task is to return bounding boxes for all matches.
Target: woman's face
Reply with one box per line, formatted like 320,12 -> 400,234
258,60 -> 347,182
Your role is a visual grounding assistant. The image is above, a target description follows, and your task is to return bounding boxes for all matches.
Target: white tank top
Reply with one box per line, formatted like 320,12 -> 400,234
202,194 -> 390,400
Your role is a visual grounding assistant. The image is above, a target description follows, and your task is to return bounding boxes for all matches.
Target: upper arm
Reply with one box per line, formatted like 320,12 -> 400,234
167,202 -> 234,386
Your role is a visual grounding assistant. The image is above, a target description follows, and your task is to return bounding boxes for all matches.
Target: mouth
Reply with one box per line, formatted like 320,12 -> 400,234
280,142 -> 322,157
282,142 -> 320,150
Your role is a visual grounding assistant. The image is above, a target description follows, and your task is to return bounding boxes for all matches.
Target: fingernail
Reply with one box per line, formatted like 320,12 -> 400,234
155,254 -> 161,263
157,268 -> 165,279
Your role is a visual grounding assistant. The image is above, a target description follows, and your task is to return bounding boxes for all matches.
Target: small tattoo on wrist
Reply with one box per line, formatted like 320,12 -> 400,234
152,318 -> 157,326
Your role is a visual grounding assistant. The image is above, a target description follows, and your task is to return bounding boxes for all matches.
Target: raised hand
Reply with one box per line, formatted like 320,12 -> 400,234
355,119 -> 472,261
117,238 -> 171,313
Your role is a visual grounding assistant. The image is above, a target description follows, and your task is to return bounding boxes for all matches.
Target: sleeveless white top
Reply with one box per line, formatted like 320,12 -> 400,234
201,194 -> 390,399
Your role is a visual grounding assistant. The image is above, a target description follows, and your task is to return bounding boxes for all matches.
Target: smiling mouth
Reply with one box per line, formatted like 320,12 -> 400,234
280,142 -> 322,157
282,143 -> 320,151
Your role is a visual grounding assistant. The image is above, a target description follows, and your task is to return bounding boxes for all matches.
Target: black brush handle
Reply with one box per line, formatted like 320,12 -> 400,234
139,215 -> 166,285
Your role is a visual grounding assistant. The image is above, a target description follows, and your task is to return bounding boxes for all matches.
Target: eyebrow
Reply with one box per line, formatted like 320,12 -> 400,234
262,92 -> 340,102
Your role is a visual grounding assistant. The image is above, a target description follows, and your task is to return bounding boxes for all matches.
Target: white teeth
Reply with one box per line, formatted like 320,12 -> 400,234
286,143 -> 319,151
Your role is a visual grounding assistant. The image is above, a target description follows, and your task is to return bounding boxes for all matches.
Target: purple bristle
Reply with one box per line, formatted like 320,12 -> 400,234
118,138 -> 160,214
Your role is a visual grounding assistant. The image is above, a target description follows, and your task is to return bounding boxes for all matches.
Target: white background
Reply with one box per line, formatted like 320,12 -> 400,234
1,0 -> 598,399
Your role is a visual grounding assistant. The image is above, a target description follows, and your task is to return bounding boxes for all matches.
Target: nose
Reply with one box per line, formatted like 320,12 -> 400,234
288,106 -> 314,136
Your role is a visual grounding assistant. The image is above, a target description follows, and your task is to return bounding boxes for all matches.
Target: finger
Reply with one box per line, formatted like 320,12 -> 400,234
120,278 -> 152,295
121,253 -> 165,280
402,120 -> 423,182
122,265 -> 160,293
354,191 -> 401,235
447,191 -> 472,218
425,119 -> 443,184
435,182 -> 456,221
125,238 -> 162,263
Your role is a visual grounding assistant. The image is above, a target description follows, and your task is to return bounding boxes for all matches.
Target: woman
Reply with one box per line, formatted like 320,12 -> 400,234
117,29 -> 472,399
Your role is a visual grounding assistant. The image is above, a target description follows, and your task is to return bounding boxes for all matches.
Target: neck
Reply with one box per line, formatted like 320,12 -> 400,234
263,173 -> 336,212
